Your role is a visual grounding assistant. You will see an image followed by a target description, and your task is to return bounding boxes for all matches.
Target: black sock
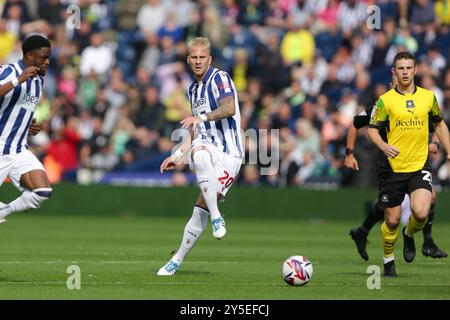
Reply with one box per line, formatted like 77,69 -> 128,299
423,204 -> 434,244
362,201 -> 384,232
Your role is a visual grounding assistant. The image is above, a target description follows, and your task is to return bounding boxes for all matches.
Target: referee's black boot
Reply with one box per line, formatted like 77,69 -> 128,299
349,227 -> 369,261
402,227 -> 416,263
422,241 -> 448,258
383,260 -> 397,277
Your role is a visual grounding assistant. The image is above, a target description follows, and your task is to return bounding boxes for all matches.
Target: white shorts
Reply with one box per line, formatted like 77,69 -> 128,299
189,140 -> 242,200
0,149 -> 45,191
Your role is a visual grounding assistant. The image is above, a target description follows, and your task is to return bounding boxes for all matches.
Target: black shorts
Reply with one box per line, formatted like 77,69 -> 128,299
378,166 -> 433,208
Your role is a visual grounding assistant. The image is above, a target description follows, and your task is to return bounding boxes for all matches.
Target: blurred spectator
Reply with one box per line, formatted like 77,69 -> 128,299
138,31 -> 160,76
240,164 -> 261,186
80,32 -> 115,78
158,10 -> 184,44
338,0 -> 368,38
232,48 -> 250,92
424,45 -> 447,76
162,75 -> 191,136
255,31 -> 289,94
172,171 -> 190,186
137,0 -> 166,34
294,150 -> 318,185
421,74 -> 445,107
317,0 -> 339,31
58,66 -> 78,103
38,0 -> 64,25
111,107 -> 136,158
409,0 -> 435,34
45,117 -> 81,182
2,0 -> 447,190
137,85 -> 165,132
0,18 -> 15,62
355,71 -> 374,109
202,5 -> 229,50
280,16 -> 315,66
115,127 -> 161,171
237,0 -> 267,26
2,2 -> 26,37
77,70 -> 100,110
293,118 -> 321,161
435,0 -> 450,26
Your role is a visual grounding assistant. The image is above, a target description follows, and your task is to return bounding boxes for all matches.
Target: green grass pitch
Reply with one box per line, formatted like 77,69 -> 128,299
0,214 -> 449,299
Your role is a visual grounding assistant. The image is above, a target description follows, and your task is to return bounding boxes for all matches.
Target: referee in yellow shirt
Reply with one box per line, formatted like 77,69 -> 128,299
368,51 -> 450,277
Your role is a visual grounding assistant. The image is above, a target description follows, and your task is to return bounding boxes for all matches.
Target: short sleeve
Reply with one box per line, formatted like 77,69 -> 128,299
213,71 -> 235,100
430,94 -> 443,123
0,65 -> 15,85
0,65 -> 15,86
369,98 -> 388,128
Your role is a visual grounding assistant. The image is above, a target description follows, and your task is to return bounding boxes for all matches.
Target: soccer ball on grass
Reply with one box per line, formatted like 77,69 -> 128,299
282,255 -> 313,286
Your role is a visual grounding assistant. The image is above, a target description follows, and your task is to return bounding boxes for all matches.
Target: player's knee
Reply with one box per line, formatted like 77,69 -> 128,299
385,216 -> 400,229
29,188 -> 52,209
412,210 -> 428,222
192,149 -> 211,167
411,203 -> 429,221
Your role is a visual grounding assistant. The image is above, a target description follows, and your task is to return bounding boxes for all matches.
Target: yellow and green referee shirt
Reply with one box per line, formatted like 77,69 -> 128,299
369,86 -> 442,173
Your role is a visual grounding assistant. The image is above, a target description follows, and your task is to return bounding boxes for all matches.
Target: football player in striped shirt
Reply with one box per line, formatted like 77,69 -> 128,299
0,35 -> 53,225
157,37 -> 244,276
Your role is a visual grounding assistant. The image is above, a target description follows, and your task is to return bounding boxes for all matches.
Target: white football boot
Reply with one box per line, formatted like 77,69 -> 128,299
157,260 -> 180,276
211,216 -> 226,239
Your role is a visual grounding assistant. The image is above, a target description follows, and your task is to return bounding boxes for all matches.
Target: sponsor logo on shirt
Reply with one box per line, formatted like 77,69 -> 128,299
194,98 -> 206,108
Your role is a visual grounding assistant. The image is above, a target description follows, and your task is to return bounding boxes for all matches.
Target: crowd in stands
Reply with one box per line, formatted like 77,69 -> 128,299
1,0 -> 450,189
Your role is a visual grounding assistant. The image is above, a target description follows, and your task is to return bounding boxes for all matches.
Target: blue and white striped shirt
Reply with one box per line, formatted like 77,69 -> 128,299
188,66 -> 243,158
0,60 -> 43,156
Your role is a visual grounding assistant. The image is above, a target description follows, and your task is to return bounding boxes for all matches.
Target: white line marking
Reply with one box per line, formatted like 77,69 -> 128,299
0,281 -> 449,287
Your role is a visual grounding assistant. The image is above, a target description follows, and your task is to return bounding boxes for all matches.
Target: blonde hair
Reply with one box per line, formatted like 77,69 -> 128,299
187,37 -> 211,54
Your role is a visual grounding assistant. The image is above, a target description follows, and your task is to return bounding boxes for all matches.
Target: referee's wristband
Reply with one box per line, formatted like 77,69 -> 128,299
11,77 -> 19,87
198,114 -> 208,122
345,148 -> 354,156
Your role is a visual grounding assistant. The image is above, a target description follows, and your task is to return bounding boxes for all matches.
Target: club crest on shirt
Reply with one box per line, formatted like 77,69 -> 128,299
406,100 -> 415,108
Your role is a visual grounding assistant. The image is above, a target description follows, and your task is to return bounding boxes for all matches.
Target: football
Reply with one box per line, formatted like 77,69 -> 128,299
282,255 -> 313,286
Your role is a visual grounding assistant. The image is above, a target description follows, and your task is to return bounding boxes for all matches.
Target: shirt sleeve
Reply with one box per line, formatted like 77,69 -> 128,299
0,65 -> 15,86
369,98 -> 388,128
429,94 -> 443,123
213,71 -> 235,100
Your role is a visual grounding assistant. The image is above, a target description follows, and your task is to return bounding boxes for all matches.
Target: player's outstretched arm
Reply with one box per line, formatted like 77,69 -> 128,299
344,124 -> 359,170
160,156 -> 177,173
433,120 -> 450,160
160,129 -> 193,173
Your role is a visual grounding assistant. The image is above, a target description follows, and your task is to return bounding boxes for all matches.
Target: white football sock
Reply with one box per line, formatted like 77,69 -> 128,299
193,150 -> 221,220
172,206 -> 209,263
0,188 -> 52,218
